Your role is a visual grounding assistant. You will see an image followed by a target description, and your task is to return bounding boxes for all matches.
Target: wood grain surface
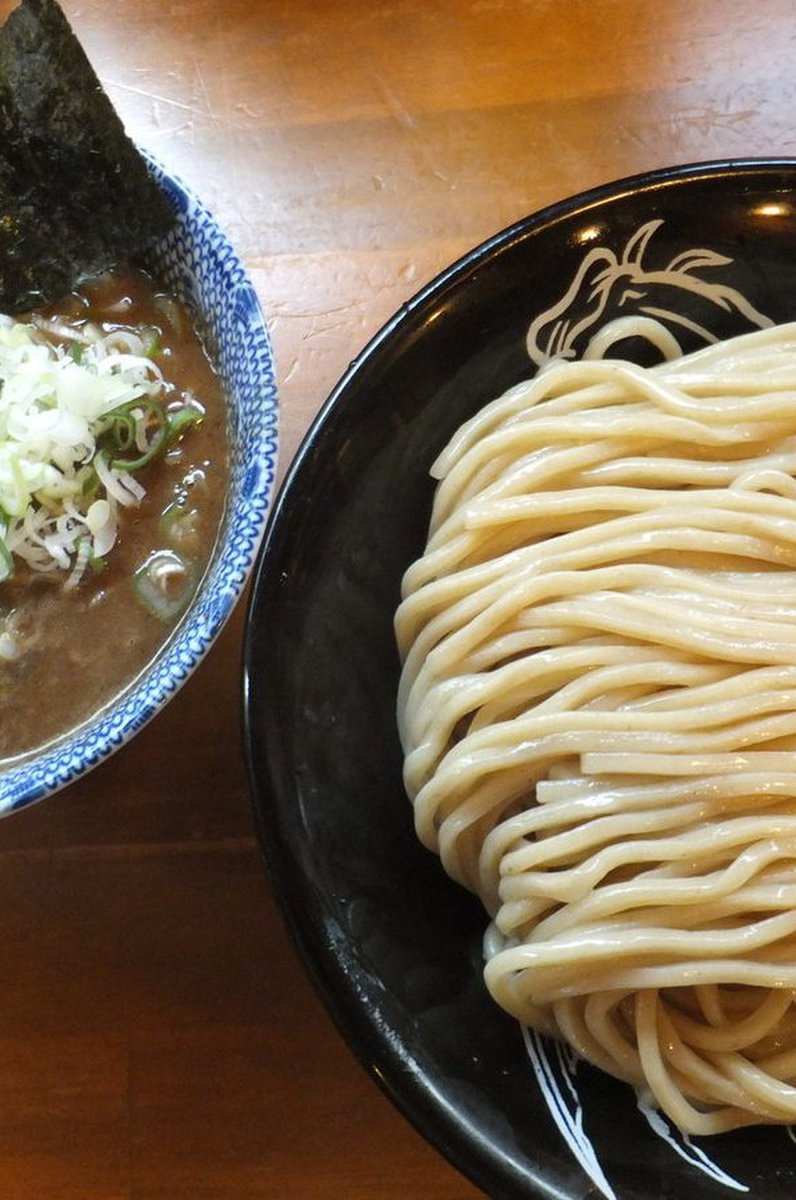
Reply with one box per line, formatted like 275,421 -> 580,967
2,1 -> 796,1195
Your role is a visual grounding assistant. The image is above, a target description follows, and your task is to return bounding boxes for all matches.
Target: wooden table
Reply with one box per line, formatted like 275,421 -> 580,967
2,1 -> 795,1195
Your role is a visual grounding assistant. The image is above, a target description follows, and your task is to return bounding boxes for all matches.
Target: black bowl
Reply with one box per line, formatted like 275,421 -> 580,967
243,159 -> 796,1200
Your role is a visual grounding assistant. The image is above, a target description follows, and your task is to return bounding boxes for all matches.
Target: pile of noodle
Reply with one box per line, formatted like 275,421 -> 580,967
395,320 -> 796,1135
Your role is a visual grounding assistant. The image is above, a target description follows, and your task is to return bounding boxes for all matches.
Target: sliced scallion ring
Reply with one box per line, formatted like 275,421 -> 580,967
133,548 -> 197,622
0,537 -> 13,583
166,406 -> 203,443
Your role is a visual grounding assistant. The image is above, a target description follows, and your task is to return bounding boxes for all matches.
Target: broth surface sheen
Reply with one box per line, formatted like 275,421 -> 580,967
0,268 -> 227,760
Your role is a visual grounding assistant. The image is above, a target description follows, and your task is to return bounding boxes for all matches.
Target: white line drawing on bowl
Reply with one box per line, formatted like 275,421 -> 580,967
522,1026 -> 618,1200
525,218 -> 773,367
522,1031 -> 750,1197
637,1101 -> 749,1192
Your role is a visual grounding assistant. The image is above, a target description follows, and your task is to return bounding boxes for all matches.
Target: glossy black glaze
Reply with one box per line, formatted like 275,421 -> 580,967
243,161 -> 796,1200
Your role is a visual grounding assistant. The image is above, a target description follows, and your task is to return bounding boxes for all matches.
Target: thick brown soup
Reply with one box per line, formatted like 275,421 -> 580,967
0,268 -> 227,759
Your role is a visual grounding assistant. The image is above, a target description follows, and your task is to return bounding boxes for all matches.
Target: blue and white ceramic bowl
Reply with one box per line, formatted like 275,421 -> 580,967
0,154 -> 278,814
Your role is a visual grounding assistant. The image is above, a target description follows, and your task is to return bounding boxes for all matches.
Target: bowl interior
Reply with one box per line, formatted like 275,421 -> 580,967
245,160 -> 796,1200
0,155 -> 278,813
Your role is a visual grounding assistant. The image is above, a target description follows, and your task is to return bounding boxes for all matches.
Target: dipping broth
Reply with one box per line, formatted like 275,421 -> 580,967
0,267 -> 227,759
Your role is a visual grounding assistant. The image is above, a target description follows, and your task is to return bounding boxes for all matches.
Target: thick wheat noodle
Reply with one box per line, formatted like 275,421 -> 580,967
395,319 -> 796,1133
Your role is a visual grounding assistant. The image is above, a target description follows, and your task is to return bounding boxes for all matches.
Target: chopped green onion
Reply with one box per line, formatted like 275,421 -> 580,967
160,499 -> 196,533
0,314 -> 193,583
99,399 -> 168,472
166,405 -> 203,444
0,537 -> 12,583
141,328 -> 161,358
133,549 -> 196,621
79,465 -> 101,498
159,499 -> 200,551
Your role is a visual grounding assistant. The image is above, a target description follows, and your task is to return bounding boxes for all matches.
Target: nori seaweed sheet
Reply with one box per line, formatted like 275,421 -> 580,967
0,0 -> 175,312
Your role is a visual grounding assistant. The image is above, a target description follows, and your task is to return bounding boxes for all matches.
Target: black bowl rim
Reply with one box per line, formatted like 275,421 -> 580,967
243,155 -> 796,1200
271,153 -> 796,510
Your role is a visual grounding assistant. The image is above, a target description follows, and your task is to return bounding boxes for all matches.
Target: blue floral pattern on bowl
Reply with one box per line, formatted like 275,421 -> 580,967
0,152 -> 279,814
